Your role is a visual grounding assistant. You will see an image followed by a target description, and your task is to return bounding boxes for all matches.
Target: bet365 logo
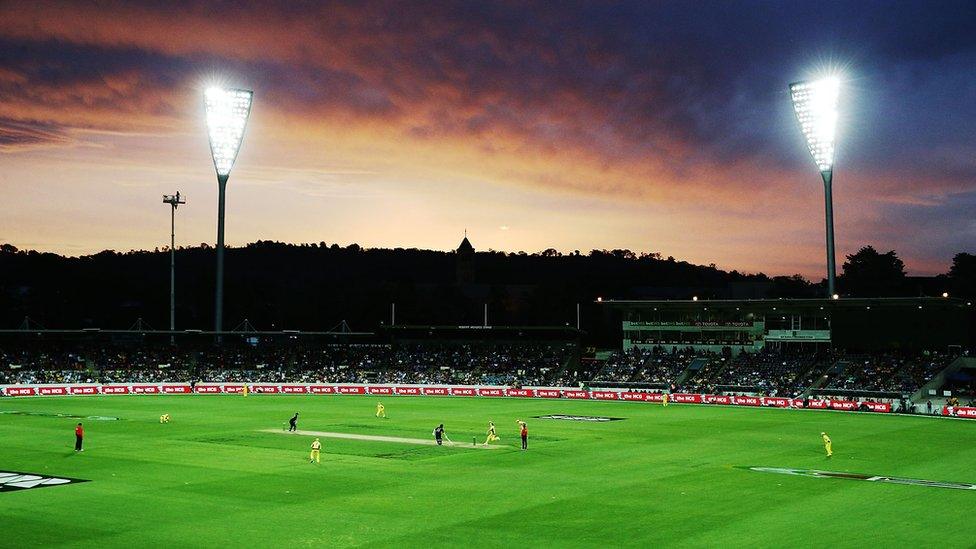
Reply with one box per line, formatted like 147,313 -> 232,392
0,471 -> 89,493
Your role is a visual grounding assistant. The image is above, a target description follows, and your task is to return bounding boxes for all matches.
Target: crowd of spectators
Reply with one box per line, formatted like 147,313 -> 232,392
591,346 -> 697,388
0,340 -> 964,398
823,352 -> 957,393
703,351 -> 830,397
0,341 -> 570,388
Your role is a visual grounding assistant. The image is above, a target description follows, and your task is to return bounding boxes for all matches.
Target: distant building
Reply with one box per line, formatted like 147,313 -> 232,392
456,234 -> 475,284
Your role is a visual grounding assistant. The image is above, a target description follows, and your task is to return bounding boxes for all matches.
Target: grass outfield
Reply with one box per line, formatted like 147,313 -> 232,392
2,395 -> 975,547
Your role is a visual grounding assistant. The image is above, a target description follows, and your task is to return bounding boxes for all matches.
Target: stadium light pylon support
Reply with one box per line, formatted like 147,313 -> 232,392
790,76 -> 840,297
204,87 -> 253,337
821,169 -> 837,298
163,192 -> 186,342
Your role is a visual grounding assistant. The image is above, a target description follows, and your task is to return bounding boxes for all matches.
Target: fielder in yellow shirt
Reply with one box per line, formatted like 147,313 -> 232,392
662,393 -> 669,407
242,384 -> 249,397
376,402 -> 386,418
310,438 -> 322,464
484,421 -> 500,445
821,432 -> 832,457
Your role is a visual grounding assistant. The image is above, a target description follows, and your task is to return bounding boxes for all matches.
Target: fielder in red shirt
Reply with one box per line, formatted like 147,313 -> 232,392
74,423 -> 84,452
517,420 -> 528,450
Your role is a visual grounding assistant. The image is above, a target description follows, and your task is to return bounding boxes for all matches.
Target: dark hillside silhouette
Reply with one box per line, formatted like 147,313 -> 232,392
0,240 -> 970,337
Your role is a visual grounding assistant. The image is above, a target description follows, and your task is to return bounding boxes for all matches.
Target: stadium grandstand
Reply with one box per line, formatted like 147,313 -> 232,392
3,314 -> 973,413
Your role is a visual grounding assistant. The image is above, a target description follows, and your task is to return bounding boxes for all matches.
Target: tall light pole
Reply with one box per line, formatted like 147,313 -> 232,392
163,192 -> 186,339
204,87 -> 253,335
790,76 -> 841,297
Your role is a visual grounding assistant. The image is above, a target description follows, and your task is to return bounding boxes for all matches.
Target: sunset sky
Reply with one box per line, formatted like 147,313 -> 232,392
0,0 -> 973,279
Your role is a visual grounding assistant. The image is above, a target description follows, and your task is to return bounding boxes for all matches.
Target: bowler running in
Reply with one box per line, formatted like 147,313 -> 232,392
484,421 -> 500,446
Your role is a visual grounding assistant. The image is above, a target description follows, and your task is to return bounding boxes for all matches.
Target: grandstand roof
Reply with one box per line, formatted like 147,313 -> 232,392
597,296 -> 972,312
384,324 -> 583,342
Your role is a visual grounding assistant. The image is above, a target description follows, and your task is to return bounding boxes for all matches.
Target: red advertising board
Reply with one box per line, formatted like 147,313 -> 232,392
0,381 -> 932,420
956,407 -> 976,418
862,401 -> 891,413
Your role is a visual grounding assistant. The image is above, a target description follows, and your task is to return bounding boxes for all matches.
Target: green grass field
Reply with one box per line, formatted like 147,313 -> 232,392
2,395 -> 975,548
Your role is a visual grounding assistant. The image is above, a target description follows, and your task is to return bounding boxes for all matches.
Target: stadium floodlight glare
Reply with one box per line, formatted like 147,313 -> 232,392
790,77 -> 839,172
204,86 -> 253,336
205,87 -> 252,176
790,76 -> 841,297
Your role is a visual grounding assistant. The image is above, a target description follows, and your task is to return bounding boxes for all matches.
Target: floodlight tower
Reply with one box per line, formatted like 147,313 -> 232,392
204,87 -> 253,335
163,191 -> 186,338
790,76 -> 840,297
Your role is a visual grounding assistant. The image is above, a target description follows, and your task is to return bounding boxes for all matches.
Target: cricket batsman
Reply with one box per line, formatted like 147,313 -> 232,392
310,438 -> 322,464
821,432 -> 833,457
484,421 -> 500,446
376,402 -> 386,418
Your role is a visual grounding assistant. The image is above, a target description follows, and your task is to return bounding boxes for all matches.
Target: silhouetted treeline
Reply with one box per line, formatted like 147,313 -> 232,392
0,242 -> 972,335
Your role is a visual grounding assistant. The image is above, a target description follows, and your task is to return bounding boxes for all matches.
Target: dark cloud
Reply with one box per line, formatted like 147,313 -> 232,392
874,190 -> 976,272
1,1 -> 973,172
0,117 -> 71,150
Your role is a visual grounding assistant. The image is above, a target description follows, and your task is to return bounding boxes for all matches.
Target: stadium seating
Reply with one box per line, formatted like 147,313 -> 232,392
0,340 -> 964,401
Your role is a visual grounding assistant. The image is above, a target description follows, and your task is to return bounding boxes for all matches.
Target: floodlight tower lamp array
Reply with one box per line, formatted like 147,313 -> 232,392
790,75 -> 841,298
204,86 -> 253,336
